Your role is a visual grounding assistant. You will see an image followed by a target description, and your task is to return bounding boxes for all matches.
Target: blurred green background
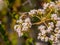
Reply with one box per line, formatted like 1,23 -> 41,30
0,0 -> 56,45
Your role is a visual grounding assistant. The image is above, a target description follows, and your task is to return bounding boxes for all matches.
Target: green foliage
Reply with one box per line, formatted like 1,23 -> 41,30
48,40 -> 53,45
0,24 -> 11,45
31,16 -> 40,23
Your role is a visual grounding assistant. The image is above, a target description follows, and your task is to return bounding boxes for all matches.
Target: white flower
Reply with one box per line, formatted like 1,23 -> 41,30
29,9 -> 37,15
49,2 -> 55,7
37,33 -> 42,39
40,36 -> 45,41
43,3 -> 49,9
14,25 -> 23,37
51,14 -> 58,20
44,37 -> 49,42
37,9 -> 45,14
17,31 -> 23,37
38,33 -> 41,36
25,17 -> 31,23
25,17 -> 32,27
54,34 -> 60,38
54,27 -> 59,33
49,35 -> 54,41
41,30 -> 46,35
22,23 -> 28,26
56,21 -> 60,27
38,25 -> 45,30
54,37 -> 58,43
22,26 -> 28,31
14,25 -> 21,31
22,23 -> 28,31
37,36 -> 40,39
46,26 -> 53,32
58,30 -> 60,33
57,17 -> 60,20
16,19 -> 23,23
48,22 -> 54,28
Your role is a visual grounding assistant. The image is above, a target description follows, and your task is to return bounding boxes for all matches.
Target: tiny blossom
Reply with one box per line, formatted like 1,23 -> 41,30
58,30 -> 60,33
16,19 -> 23,23
17,32 -> 23,37
14,25 -> 21,31
24,17 -> 32,27
14,17 -> 32,37
49,35 -> 54,41
37,9 -> 45,14
13,0 -> 60,43
56,21 -> 60,27
44,37 -> 49,42
37,36 -> 40,39
47,26 -> 53,31
43,3 -> 49,9
48,22 -> 54,28
49,2 -> 55,8
28,9 -> 37,15
14,25 -> 23,37
22,23 -> 29,31
54,37 -> 58,43
40,36 -> 45,41
54,33 -> 60,38
38,25 -> 45,30
41,30 -> 46,35
51,14 -> 58,20
54,27 -> 59,33
57,17 -> 60,20
38,33 -> 41,36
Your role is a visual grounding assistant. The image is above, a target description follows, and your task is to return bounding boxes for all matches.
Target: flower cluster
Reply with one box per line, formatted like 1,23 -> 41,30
37,13 -> 60,43
14,16 -> 32,37
14,0 -> 60,43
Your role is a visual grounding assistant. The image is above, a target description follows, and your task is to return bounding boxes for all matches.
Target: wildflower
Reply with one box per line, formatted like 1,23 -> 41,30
49,35 -> 54,41
44,37 -> 49,42
43,3 -> 49,9
38,25 -> 45,30
54,33 -> 60,38
25,17 -> 32,27
16,19 -> 23,23
46,26 -> 53,32
54,27 -> 59,33
57,17 -> 60,20
38,33 -> 41,36
17,31 -> 23,37
48,22 -> 54,28
51,14 -> 58,20
14,25 -> 23,37
40,36 -> 45,41
22,23 -> 29,31
28,9 -> 37,15
37,9 -> 45,14
49,2 -> 55,8
56,21 -> 60,27
41,30 -> 46,35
